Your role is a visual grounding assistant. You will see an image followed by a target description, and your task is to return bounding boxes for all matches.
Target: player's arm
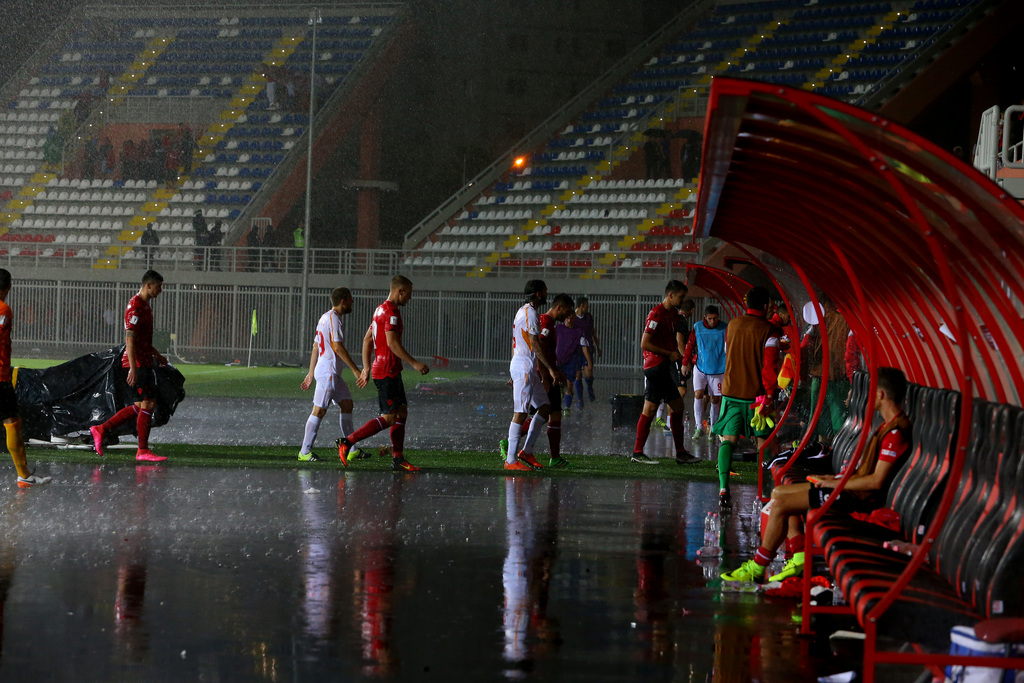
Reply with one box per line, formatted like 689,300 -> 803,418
681,329 -> 696,371
300,343 -> 317,391
357,325 -> 372,388
815,458 -> 895,492
641,330 -> 680,362
125,329 -> 138,386
385,329 -> 429,375
591,324 -> 601,357
330,339 -> 360,377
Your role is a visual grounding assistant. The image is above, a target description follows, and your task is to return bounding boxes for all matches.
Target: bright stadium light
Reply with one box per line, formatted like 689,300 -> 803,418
513,156 -> 526,168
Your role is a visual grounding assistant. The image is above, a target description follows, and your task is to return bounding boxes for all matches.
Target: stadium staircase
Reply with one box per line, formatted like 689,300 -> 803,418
0,4 -> 405,269
405,0 -> 995,280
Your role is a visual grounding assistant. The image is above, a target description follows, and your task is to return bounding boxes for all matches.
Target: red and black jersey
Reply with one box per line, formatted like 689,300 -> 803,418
123,294 -> 154,369
641,303 -> 679,370
371,300 -> 403,380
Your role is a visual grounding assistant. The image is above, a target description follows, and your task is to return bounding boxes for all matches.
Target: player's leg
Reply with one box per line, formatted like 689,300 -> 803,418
545,380 -> 567,467
560,364 -> 574,414
506,365 -> 532,467
573,363 -> 584,410
134,370 -> 165,462
518,377 -> 549,469
338,378 -> 394,465
692,369 -> 707,435
91,367 -> 142,456
390,401 -> 420,472
300,376 -> 332,460
708,374 -> 724,428
583,355 -> 596,401
0,384 -> 46,486
666,394 -> 698,464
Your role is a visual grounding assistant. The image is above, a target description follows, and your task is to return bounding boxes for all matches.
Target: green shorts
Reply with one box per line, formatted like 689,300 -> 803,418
711,396 -> 774,440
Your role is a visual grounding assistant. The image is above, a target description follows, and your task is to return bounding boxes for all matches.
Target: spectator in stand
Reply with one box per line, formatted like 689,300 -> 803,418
192,210 -> 209,270
140,225 -> 158,270
247,226 -> 262,272
643,137 -> 662,180
98,137 -> 113,176
42,129 -> 62,171
178,123 -> 195,175
209,220 -> 223,271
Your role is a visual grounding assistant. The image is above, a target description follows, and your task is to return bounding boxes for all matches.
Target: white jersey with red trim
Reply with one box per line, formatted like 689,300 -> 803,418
511,303 -> 538,363
313,309 -> 344,379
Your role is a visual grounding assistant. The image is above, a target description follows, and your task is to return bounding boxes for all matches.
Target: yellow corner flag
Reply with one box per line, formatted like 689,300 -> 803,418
251,309 -> 258,336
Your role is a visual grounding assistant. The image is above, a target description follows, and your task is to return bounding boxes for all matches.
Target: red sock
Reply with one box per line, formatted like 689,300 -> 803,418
785,534 -> 805,554
390,420 -> 405,457
669,411 -> 686,452
104,405 -> 138,431
347,416 -> 388,444
754,547 -> 773,567
137,408 -> 152,450
547,424 -> 561,459
633,414 -> 653,453
521,417 -> 532,435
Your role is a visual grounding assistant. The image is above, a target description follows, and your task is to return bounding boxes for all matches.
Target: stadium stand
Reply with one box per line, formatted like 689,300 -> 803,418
405,0 -> 988,279
0,5 -> 402,268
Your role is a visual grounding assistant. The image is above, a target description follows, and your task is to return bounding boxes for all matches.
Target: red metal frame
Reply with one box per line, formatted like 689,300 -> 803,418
692,77 -> 1024,681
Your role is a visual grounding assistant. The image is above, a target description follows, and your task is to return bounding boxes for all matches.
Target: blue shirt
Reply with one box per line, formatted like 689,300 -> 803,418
694,320 -> 727,375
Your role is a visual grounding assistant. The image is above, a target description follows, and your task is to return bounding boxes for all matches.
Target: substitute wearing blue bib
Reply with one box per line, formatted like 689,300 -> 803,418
693,319 -> 727,375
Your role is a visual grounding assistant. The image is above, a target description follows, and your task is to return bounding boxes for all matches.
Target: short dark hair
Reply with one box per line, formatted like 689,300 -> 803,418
142,270 -> 163,286
551,293 -> 574,309
665,280 -> 687,295
575,296 -> 589,306
705,305 -> 719,316
524,279 -> 546,297
745,286 -> 770,311
330,287 -> 351,307
0,268 -> 11,292
680,299 -> 696,313
877,367 -> 908,405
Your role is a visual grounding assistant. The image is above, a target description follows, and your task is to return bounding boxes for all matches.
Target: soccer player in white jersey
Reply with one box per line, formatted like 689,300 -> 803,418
298,287 -> 363,461
505,280 -> 564,471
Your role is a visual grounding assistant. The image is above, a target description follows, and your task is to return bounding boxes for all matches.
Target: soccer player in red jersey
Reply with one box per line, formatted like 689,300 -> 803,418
632,280 -> 699,465
0,269 -> 50,487
338,276 -> 429,472
90,270 -> 169,462
722,367 -> 910,584
536,293 -> 574,467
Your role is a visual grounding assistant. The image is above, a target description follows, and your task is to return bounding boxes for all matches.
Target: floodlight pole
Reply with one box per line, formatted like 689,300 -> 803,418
299,7 -> 321,356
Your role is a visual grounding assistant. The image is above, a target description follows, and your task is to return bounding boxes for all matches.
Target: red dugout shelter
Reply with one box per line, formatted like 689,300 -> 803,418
692,77 -> 1024,682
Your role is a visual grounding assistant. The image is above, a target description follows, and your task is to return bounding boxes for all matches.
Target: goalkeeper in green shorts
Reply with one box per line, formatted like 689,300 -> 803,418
711,286 -> 781,507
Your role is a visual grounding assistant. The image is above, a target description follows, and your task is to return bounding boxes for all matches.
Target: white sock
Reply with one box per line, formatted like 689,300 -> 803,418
693,397 -> 705,426
301,414 -> 321,454
522,412 -> 549,454
656,403 -> 667,421
340,412 -> 354,439
507,421 -> 522,464
710,401 -> 720,426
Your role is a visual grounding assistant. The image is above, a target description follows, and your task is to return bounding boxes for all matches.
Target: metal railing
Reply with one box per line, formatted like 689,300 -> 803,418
8,278 -> 675,370
402,0 -> 716,249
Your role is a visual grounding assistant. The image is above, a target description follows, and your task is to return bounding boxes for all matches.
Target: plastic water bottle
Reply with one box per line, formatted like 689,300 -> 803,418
700,512 -> 723,557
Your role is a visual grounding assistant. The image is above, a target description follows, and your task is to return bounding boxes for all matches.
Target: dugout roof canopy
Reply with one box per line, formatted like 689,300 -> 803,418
692,77 -> 1024,407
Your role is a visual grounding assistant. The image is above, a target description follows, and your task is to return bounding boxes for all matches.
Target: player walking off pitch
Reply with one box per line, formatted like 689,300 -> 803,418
338,276 -> 429,472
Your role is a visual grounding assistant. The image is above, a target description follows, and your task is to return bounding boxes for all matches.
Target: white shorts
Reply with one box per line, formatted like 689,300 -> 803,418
312,373 -> 352,408
693,368 -> 723,396
510,358 -> 547,413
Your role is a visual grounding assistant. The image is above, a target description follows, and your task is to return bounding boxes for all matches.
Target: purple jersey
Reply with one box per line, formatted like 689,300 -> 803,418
555,322 -> 589,366
575,312 -> 595,344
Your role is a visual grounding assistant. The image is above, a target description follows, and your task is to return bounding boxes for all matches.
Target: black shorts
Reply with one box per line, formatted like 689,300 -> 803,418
545,378 -> 562,409
643,362 -> 678,405
669,361 -> 685,388
129,366 -> 158,401
0,381 -> 18,422
807,486 -> 879,514
374,375 -> 407,414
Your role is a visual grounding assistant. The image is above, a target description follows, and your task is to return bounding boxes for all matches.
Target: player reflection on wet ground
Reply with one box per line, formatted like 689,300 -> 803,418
159,371 -> 723,461
0,465 -> 831,681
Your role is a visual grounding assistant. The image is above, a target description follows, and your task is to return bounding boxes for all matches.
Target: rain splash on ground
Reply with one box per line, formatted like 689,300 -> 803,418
0,371 -> 878,680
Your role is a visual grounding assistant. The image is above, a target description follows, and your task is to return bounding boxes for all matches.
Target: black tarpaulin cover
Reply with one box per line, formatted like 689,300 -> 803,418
14,347 -> 186,440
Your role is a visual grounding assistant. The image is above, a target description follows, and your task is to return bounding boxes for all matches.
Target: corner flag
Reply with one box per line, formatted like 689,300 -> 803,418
251,309 -> 258,336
